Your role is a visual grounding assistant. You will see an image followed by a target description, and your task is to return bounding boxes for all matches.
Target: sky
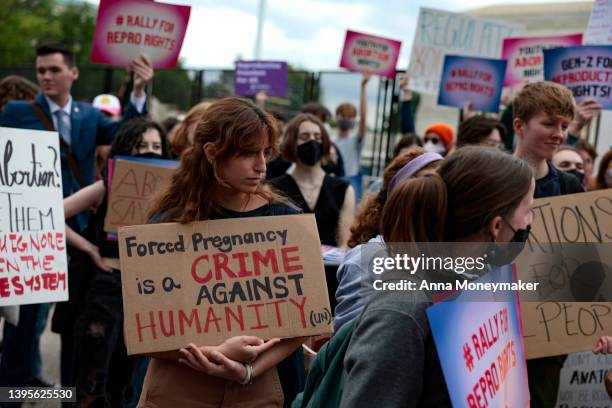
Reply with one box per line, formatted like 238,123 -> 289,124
86,0 -> 591,70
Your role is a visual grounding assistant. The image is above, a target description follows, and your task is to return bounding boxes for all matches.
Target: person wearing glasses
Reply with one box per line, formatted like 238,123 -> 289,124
456,115 -> 507,151
423,123 -> 454,156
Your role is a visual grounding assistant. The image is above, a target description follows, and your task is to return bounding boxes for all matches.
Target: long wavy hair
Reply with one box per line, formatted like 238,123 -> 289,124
148,97 -> 284,223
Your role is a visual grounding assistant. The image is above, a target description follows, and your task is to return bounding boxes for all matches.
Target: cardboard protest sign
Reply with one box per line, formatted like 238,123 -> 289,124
521,302 -> 611,359
339,30 -> 402,79
502,34 -> 583,87
555,351 -> 612,408
525,189 -> 612,247
544,45 -> 612,110
0,128 -> 67,306
427,267 -> 530,408
514,189 -> 612,359
407,7 -> 524,94
119,214 -> 332,354
104,159 -> 177,234
437,55 -> 507,113
91,0 -> 191,68
234,61 -> 288,97
584,0 -> 612,45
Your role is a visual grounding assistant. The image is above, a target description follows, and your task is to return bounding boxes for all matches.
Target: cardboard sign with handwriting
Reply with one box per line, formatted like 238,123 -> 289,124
104,159 -> 175,233
118,214 -> 332,354
407,7 -> 524,94
521,301 -> 611,359
515,189 -> 612,359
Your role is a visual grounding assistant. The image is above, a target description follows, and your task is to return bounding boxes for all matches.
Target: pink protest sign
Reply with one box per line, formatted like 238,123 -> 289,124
502,34 -> 583,87
91,0 -> 191,69
339,30 -> 401,79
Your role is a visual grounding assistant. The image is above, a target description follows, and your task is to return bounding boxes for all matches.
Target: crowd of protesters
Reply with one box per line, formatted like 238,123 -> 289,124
0,40 -> 610,408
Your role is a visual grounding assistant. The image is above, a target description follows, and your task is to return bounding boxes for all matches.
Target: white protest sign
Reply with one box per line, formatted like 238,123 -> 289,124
408,7 -> 525,94
556,351 -> 612,408
0,127 -> 68,306
584,0 -> 612,45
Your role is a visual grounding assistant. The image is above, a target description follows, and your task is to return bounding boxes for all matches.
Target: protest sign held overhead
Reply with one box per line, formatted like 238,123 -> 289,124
437,55 -> 507,113
584,0 -> 612,45
339,30 -> 402,79
502,34 -> 583,87
104,158 -> 178,234
408,7 -> 524,94
91,0 -> 191,68
234,61 -> 288,97
426,267 -> 530,408
119,214 -> 332,355
0,128 -> 67,306
544,45 -> 612,109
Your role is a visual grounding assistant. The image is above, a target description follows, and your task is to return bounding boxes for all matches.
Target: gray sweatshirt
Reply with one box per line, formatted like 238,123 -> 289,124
340,287 -> 452,408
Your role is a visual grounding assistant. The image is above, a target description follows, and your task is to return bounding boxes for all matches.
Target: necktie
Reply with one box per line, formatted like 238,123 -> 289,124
54,110 -> 71,146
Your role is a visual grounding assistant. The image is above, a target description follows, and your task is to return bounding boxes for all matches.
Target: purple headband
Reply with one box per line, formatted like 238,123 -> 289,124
387,152 -> 444,193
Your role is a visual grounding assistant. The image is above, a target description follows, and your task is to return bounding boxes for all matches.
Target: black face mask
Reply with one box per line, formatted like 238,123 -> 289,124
133,152 -> 163,159
567,169 -> 585,184
297,140 -> 322,166
337,118 -> 354,131
485,223 -> 531,267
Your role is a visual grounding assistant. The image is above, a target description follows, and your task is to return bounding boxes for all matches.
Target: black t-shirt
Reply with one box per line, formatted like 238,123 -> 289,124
270,174 -> 349,246
148,201 -> 305,407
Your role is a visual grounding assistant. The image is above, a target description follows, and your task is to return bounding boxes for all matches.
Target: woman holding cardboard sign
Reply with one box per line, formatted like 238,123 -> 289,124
59,117 -> 171,406
139,97 -> 307,408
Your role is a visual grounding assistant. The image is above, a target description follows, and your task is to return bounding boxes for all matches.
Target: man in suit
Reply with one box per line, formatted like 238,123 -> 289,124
0,41 -> 154,392
1,42 -> 152,220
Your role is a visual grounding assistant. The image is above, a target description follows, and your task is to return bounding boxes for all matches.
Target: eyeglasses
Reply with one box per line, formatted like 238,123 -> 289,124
483,139 -> 505,150
423,136 -> 441,144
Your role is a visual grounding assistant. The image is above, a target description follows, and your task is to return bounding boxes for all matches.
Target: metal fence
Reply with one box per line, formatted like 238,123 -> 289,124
0,65 -> 407,176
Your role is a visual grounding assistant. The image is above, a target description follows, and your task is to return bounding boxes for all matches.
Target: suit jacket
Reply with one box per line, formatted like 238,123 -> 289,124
0,93 -> 147,229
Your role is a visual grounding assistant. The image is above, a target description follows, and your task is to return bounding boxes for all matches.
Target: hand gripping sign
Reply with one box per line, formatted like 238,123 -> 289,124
91,0 -> 191,68
119,214 -> 333,354
339,30 -> 402,79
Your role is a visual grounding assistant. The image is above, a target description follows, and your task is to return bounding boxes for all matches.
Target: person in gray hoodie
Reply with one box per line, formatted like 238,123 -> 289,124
341,146 -> 535,407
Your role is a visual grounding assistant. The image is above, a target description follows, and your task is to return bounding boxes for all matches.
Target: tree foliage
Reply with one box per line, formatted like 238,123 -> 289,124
0,0 -> 96,65
0,1 -> 318,112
